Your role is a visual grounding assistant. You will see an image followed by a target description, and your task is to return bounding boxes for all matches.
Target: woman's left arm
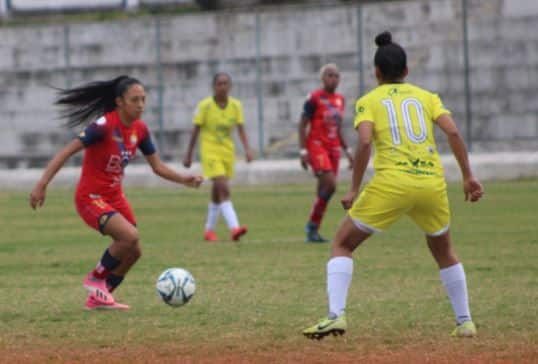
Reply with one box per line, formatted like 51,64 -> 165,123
145,153 -> 203,188
237,124 -> 254,162
338,125 -> 353,169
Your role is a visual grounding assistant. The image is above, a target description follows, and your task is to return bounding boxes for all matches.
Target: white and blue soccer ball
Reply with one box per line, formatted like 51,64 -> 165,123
156,267 -> 196,307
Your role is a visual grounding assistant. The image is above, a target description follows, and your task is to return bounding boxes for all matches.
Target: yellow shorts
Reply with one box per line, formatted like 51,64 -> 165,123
201,156 -> 234,179
348,170 -> 450,236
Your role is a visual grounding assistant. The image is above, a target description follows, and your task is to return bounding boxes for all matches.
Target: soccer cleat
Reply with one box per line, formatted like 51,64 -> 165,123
83,272 -> 115,304
84,293 -> 129,311
303,315 -> 347,340
204,230 -> 219,242
451,320 -> 477,337
305,222 -> 328,243
231,226 -> 248,241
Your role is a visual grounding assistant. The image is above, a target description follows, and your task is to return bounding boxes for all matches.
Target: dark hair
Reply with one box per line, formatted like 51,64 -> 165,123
212,72 -> 231,86
374,31 -> 407,82
55,75 -> 142,128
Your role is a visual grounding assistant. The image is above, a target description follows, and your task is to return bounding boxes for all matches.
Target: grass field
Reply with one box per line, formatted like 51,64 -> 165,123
1,180 -> 537,363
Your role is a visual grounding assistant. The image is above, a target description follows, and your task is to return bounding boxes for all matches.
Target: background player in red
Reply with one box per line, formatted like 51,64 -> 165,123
29,75 -> 203,310
299,64 -> 353,243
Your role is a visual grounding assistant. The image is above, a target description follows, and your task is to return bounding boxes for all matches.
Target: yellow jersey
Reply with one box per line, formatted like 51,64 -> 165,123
193,96 -> 244,160
354,83 -> 450,178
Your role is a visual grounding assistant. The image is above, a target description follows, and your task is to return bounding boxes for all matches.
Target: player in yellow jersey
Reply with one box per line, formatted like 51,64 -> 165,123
183,73 -> 254,242
303,31 -> 483,339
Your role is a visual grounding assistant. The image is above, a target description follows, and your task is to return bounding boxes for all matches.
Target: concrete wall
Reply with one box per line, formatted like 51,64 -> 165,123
1,0 -> 537,168
2,152 -> 537,190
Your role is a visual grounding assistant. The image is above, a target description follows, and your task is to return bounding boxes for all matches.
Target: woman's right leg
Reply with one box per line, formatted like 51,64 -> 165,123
203,180 -> 222,241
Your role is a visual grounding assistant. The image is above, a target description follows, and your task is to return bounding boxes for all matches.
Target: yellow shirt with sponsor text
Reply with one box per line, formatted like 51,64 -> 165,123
193,96 -> 244,160
354,83 -> 450,178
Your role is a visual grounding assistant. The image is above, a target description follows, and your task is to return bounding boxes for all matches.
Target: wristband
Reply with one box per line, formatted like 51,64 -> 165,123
346,147 -> 353,155
299,149 -> 308,157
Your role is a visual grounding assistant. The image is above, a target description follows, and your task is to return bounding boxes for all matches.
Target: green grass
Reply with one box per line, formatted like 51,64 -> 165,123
0,181 -> 537,361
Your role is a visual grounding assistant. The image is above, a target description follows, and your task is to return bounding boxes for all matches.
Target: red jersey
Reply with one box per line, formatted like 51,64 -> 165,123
303,89 -> 345,148
76,110 -> 155,199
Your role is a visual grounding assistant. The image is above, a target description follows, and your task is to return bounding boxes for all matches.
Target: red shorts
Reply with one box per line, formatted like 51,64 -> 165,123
307,142 -> 340,176
75,192 -> 136,234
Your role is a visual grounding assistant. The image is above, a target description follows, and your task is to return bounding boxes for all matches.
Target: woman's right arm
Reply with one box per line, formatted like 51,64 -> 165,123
183,125 -> 200,168
298,115 -> 310,170
30,138 -> 84,209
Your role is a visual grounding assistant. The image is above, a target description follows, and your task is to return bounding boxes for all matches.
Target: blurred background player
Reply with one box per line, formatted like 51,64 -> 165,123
303,32 -> 483,339
298,64 -> 353,243
29,76 -> 203,310
183,72 -> 254,242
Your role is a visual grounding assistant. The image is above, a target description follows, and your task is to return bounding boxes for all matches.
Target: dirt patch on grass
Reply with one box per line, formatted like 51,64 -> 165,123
2,341 -> 536,364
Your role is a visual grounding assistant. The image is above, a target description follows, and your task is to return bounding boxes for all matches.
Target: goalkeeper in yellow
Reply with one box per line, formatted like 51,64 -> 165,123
303,31 -> 483,339
183,72 -> 253,242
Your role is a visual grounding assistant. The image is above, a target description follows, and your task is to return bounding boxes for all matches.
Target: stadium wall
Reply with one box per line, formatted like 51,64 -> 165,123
0,0 -> 537,168
1,152 -> 537,189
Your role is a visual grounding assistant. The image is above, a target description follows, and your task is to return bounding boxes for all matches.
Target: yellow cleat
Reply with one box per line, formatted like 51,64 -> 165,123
451,320 -> 477,337
303,315 -> 347,340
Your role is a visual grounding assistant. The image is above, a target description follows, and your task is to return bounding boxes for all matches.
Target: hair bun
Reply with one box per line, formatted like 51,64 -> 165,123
375,31 -> 392,47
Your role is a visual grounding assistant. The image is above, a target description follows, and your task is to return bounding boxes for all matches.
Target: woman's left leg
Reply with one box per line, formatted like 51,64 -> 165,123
213,176 -> 247,241
306,171 -> 336,242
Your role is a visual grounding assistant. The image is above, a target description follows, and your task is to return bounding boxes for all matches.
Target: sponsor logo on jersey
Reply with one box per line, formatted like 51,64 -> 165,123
130,133 -> 138,145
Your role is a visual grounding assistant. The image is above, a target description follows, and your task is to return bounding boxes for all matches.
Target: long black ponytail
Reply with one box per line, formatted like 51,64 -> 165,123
55,75 -> 142,128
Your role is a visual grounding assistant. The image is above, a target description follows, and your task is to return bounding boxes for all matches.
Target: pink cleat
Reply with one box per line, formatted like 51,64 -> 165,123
204,230 -> 219,242
231,226 -> 248,241
83,272 -> 115,304
84,293 -> 129,311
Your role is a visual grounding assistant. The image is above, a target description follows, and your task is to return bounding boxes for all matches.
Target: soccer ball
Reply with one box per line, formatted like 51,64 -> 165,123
156,267 -> 196,307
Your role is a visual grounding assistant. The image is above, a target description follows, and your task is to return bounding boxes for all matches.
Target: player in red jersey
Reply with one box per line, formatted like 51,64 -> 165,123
29,76 -> 203,310
299,64 -> 353,242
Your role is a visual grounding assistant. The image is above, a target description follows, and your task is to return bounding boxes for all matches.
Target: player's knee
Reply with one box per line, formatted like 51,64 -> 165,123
123,229 -> 140,248
319,186 -> 336,201
327,183 -> 336,196
132,244 -> 142,261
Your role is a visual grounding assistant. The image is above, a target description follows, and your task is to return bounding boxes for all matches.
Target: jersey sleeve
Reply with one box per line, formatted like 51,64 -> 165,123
302,94 -> 316,120
193,101 -> 206,126
353,96 -> 375,129
431,93 -> 451,121
138,125 -> 156,156
78,116 -> 107,146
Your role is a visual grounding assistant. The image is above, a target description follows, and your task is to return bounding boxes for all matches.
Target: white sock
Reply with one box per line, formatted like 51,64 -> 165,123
440,263 -> 472,324
205,202 -> 220,231
220,200 -> 240,230
327,256 -> 354,318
